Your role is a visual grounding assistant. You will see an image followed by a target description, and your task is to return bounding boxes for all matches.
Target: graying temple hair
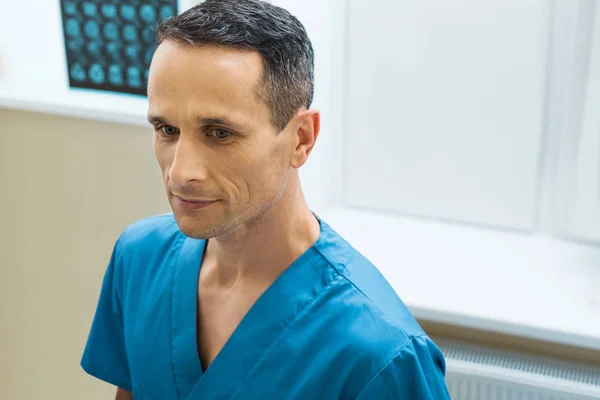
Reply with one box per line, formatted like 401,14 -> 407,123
156,0 -> 315,131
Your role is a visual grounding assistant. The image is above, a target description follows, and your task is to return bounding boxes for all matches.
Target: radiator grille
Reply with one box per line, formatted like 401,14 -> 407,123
438,340 -> 600,387
436,339 -> 600,400
446,376 -> 576,400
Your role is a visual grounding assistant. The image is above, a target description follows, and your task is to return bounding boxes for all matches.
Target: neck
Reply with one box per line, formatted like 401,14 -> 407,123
202,171 -> 320,288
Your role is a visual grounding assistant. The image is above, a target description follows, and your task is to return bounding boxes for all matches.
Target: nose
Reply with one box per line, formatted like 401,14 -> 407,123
168,136 -> 209,186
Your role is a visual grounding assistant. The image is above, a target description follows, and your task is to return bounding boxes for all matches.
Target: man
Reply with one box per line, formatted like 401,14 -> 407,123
81,0 -> 450,399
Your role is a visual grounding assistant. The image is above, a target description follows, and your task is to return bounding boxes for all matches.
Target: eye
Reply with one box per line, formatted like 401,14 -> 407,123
159,125 -> 179,135
210,128 -> 233,140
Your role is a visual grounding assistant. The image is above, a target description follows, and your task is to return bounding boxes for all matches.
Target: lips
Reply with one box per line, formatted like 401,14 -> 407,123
173,196 -> 217,211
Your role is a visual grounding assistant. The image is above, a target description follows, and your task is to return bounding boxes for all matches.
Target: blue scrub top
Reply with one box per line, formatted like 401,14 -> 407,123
81,213 -> 450,399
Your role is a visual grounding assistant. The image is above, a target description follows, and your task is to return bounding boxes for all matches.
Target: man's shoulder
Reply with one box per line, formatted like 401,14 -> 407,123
344,250 -> 427,337
322,271 -> 423,356
313,220 -> 434,364
310,272 -> 445,396
117,213 -> 181,245
106,213 -> 186,296
113,213 -> 184,261
317,219 -> 427,339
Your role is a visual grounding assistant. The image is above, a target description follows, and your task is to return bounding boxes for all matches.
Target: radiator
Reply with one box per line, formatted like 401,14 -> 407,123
437,339 -> 600,400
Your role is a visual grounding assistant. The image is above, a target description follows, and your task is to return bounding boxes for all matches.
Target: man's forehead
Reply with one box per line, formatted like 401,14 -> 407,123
150,41 -> 264,88
149,42 -> 266,106
147,41 -> 271,126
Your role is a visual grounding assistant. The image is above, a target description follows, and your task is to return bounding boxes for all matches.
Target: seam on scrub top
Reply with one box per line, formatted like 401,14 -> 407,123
111,237 -> 126,324
312,242 -> 356,279
318,249 -> 415,341
351,335 -> 426,400
324,260 -> 431,397
313,233 -> 357,274
169,234 -> 187,400
227,273 -> 344,399
310,248 -> 410,336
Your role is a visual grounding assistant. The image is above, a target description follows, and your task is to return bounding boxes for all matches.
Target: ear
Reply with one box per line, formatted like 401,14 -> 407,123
290,109 -> 320,169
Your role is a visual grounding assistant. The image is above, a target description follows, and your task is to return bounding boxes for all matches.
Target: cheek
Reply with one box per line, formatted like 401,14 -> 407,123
249,142 -> 290,195
154,141 -> 173,180
215,136 -> 293,206
224,147 -> 282,202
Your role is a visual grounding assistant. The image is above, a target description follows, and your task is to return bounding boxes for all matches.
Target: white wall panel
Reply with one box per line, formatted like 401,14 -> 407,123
343,0 -> 549,230
565,3 -> 600,243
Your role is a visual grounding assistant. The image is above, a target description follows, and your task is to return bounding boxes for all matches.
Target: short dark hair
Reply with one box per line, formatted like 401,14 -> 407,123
156,0 -> 315,131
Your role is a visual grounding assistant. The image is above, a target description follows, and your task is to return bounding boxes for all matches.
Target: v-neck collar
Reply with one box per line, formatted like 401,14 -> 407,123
171,217 -> 342,400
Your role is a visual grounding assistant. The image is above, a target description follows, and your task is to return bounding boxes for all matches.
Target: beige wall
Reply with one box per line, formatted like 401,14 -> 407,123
0,109 -> 169,399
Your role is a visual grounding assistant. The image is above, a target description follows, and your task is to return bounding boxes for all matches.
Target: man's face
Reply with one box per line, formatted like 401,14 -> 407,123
147,41 -> 296,239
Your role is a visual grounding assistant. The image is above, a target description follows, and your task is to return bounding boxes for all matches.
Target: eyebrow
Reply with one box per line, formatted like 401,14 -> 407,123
147,115 -> 167,125
198,116 -> 244,132
147,115 -> 244,131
